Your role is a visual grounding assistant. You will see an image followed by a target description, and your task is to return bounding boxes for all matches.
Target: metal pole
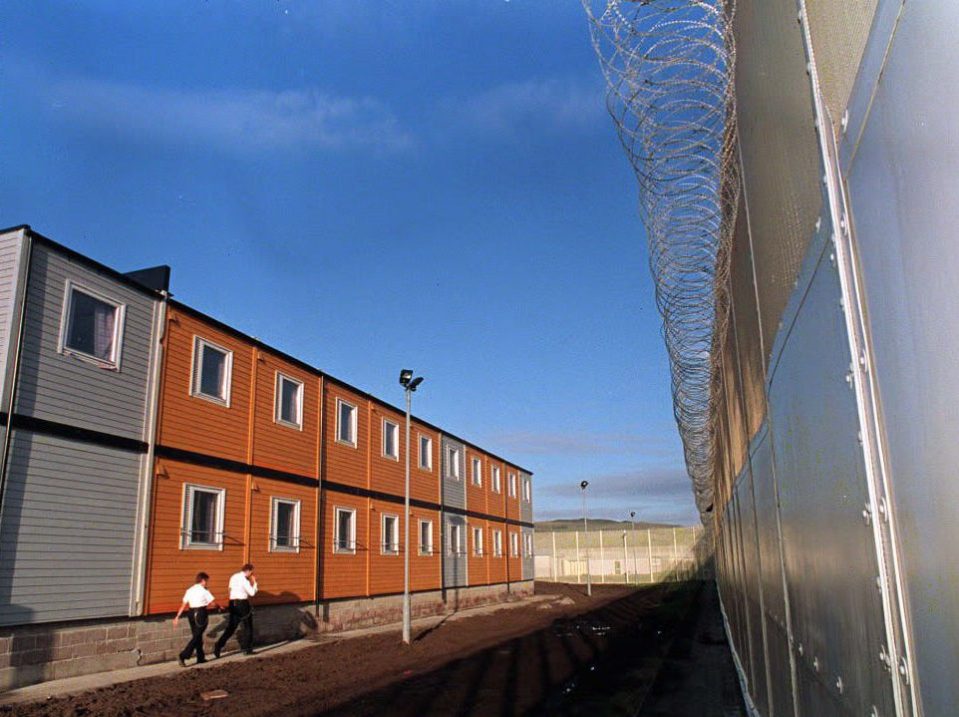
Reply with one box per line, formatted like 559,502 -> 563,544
575,530 -> 581,584
599,530 -> 605,583
582,490 -> 591,596
647,528 -> 654,584
672,527 -> 678,582
631,517 -> 638,584
402,387 -> 412,644
622,531 -> 629,585
551,530 -> 557,581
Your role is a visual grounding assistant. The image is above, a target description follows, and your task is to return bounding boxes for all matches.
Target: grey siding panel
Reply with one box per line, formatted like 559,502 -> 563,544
519,472 -> 532,523
522,526 -> 534,580
14,245 -> 157,441
0,232 -> 24,405
442,512 -> 467,588
439,435 -> 465,511
0,431 -> 141,625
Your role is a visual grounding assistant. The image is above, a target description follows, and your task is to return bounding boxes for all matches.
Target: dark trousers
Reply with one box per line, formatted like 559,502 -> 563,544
215,599 -> 254,653
180,607 -> 208,662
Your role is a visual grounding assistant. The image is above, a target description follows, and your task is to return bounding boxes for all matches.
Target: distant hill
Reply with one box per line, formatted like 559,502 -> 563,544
534,518 -> 676,532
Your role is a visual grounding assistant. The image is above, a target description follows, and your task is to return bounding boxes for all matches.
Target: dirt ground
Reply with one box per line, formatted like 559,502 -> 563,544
3,581 -> 744,717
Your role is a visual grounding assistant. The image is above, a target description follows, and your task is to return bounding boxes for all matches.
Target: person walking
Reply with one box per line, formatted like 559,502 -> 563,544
214,563 -> 258,657
173,572 -> 221,667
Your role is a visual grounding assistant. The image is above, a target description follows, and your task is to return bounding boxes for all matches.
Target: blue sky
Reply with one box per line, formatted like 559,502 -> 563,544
1,0 -> 697,524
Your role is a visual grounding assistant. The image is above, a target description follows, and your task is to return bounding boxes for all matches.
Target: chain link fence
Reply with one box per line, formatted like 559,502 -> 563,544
534,526 -> 711,584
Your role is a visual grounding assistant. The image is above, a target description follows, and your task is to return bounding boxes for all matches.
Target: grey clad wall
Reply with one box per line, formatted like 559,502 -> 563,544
442,512 -> 467,588
519,471 -> 532,523
0,238 -> 161,626
0,231 -> 25,407
521,526 -> 533,581
0,432 -> 143,624
439,435 -> 465,511
14,243 -> 158,441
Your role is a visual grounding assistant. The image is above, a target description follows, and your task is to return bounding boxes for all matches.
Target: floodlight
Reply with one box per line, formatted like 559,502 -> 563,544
399,369 -> 413,387
408,376 -> 424,391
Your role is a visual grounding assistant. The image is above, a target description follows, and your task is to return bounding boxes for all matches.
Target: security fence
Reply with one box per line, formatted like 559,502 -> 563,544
534,526 -> 711,585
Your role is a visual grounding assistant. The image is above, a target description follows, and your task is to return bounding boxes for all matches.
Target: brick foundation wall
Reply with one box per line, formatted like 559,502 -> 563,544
0,580 -> 534,691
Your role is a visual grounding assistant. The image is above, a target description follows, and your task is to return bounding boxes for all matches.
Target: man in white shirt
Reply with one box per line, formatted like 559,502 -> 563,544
173,572 -> 222,667
214,563 -> 258,658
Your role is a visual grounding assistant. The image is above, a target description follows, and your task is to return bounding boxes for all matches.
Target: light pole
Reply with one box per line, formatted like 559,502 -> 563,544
580,480 -> 591,597
629,510 -> 638,585
400,369 -> 424,645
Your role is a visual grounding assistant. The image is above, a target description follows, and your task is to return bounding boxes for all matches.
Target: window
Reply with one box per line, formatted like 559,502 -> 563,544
491,466 -> 501,493
523,477 -> 531,503
448,523 -> 463,556
60,282 -> 125,368
382,419 -> 399,460
275,373 -> 303,429
472,527 -> 484,557
334,507 -> 356,553
182,484 -> 225,550
510,532 -> 520,557
492,529 -> 503,557
419,435 -> 432,470
381,513 -> 399,554
508,472 -> 517,498
337,399 -> 357,446
446,445 -> 461,480
419,519 -> 433,555
524,533 -> 533,558
270,498 -> 301,552
191,337 -> 233,405
471,457 -> 482,487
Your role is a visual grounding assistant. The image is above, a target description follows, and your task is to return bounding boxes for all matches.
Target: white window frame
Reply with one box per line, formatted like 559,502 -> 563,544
510,532 -> 520,558
524,533 -> 533,558
382,419 -> 399,461
190,336 -> 233,406
336,398 -> 358,447
492,529 -> 503,558
181,483 -> 226,550
58,280 -> 126,370
274,372 -> 304,430
472,526 -> 484,557
508,472 -> 517,498
333,506 -> 357,554
418,434 -> 433,471
270,497 -> 301,552
446,445 -> 461,481
471,457 -> 482,487
523,477 -> 531,503
448,523 -> 464,557
491,466 -> 501,494
418,519 -> 434,556
381,513 -> 400,555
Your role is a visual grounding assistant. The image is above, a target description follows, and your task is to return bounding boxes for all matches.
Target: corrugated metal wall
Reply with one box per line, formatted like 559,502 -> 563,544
712,0 -> 958,714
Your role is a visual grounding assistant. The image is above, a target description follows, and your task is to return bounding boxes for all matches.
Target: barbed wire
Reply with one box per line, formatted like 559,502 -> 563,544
582,0 -> 739,518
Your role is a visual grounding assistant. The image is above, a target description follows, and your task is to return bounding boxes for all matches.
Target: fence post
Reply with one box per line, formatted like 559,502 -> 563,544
551,530 -> 557,581
599,530 -> 605,583
672,527 -> 678,582
622,531 -> 630,585
647,528 -> 654,583
575,530 -> 581,584
632,527 -> 638,582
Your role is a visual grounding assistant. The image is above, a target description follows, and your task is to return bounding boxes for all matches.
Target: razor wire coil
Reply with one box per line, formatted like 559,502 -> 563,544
582,0 -> 739,518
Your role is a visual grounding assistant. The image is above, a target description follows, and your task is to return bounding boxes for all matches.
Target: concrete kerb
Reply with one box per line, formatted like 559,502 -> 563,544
0,592 -> 555,707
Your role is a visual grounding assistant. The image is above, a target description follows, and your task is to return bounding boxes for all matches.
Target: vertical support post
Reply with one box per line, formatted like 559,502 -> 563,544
672,527 -> 678,581
599,530 -> 605,583
622,532 -> 630,585
402,387 -> 411,645
647,529 -> 654,583
551,530 -> 557,582
575,530 -> 581,584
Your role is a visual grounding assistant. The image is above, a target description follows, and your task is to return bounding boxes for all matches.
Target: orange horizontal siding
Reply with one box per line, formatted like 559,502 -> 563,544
465,448 -> 488,516
324,385 -> 368,490
488,521 -> 507,584
320,492 -> 368,599
467,518 -> 489,586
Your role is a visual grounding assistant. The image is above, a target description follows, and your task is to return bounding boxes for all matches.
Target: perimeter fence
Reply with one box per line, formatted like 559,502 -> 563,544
534,526 -> 711,585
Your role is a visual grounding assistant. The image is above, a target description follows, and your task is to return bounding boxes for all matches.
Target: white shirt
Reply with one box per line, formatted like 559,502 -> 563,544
228,571 -> 258,600
182,584 -> 215,608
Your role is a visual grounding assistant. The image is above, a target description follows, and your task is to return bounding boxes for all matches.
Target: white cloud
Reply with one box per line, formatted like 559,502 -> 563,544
442,77 -> 606,139
45,77 -> 414,154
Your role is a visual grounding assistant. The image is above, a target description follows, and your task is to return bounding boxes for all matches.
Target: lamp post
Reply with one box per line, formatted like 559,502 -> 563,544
629,510 -> 638,585
400,369 -> 424,645
580,480 -> 591,597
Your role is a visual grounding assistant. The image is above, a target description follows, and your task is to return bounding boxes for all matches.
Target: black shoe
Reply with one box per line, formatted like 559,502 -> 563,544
177,657 -> 187,668
244,650 -> 255,656
213,645 -> 221,659
196,658 -> 207,664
